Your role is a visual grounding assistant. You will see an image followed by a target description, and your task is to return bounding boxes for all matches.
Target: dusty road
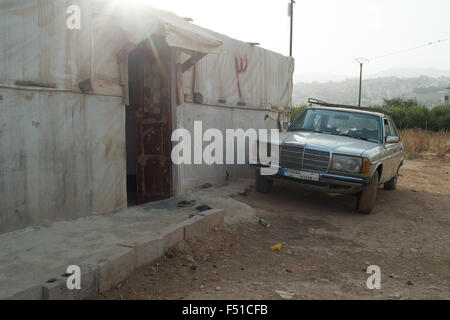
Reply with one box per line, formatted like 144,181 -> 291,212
96,158 -> 450,300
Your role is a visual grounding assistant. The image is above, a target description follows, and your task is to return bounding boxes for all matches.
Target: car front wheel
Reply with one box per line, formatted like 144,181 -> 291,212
384,169 -> 399,190
356,172 -> 379,214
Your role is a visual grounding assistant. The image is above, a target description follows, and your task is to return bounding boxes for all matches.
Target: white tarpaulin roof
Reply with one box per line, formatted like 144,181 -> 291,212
179,31 -> 294,112
0,0 -> 222,93
117,1 -> 293,111
0,0 -> 292,112
118,4 -> 223,54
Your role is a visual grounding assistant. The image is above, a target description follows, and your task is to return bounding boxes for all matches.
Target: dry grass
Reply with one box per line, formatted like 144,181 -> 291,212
399,129 -> 450,158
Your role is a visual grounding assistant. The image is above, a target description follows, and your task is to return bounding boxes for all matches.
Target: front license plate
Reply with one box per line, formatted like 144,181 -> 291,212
282,168 -> 320,181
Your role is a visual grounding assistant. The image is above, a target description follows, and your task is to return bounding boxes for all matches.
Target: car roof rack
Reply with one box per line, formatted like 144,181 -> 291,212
307,98 -> 392,116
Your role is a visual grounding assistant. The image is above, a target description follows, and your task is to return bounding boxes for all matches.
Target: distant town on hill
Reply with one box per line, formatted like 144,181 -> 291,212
293,75 -> 450,108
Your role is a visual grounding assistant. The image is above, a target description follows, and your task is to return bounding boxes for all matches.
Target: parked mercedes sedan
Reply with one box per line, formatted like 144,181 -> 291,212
254,100 -> 404,214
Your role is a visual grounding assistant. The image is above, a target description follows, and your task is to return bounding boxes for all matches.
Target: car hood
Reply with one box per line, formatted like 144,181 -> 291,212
271,131 -> 380,157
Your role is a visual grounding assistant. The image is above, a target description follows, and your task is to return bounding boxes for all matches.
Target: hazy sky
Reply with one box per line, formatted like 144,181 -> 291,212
142,0 -> 450,80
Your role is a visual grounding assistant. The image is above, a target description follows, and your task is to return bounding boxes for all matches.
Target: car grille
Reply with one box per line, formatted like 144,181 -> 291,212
280,144 -> 330,173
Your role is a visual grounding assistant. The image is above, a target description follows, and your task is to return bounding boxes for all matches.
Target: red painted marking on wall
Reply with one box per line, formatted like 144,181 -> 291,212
235,57 -> 248,99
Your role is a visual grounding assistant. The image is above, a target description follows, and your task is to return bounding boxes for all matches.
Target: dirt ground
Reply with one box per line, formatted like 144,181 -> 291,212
95,157 -> 450,300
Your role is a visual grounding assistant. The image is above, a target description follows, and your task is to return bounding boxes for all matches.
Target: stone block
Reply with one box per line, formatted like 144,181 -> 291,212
42,263 -> 99,300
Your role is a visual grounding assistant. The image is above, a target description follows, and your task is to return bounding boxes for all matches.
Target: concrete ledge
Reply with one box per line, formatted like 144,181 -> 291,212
42,263 -> 99,300
94,246 -> 136,293
133,238 -> 164,268
162,225 -> 185,252
181,215 -> 204,240
199,208 -> 225,220
7,285 -> 43,300
2,208 -> 226,299
184,209 -> 224,240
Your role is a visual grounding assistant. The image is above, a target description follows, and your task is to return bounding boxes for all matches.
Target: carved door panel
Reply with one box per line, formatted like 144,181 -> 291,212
129,37 -> 172,203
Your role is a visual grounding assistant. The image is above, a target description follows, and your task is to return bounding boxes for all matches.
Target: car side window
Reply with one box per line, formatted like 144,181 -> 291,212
388,120 -> 398,137
383,119 -> 391,137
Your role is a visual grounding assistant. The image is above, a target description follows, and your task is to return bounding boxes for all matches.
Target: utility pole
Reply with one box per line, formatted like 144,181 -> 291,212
354,58 -> 369,107
288,0 -> 295,57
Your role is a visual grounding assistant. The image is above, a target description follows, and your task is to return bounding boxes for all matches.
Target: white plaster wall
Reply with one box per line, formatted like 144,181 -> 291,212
175,102 -> 279,194
0,88 -> 126,233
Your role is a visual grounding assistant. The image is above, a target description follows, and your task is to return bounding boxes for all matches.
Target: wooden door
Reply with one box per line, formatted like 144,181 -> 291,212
128,37 -> 172,203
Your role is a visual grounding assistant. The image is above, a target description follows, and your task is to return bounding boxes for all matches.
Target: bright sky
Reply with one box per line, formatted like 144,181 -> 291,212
143,0 -> 450,80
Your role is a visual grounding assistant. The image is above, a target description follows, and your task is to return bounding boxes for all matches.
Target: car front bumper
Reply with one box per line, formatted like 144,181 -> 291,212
252,165 -> 371,194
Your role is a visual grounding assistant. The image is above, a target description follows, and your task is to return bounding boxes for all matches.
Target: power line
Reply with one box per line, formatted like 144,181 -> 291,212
370,36 -> 450,61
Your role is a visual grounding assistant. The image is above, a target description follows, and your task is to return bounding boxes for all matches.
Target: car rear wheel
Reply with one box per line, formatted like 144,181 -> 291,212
384,169 -> 399,190
356,172 -> 379,214
255,170 -> 273,193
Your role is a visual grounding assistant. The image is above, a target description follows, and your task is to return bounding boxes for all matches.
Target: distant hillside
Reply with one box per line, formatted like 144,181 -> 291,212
367,68 -> 450,79
292,76 -> 450,107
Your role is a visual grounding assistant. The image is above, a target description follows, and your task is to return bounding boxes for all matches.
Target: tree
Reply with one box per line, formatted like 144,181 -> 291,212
291,104 -> 308,121
430,104 -> 450,131
382,97 -> 418,109
380,98 -> 449,131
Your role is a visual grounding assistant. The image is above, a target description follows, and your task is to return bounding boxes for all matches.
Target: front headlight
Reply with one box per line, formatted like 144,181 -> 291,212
331,155 -> 362,173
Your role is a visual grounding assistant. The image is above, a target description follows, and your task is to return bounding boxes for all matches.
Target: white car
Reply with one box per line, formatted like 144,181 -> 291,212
253,99 -> 404,214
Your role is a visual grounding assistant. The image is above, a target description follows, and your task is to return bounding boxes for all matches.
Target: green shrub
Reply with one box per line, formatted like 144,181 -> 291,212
382,97 -> 418,109
430,104 -> 450,130
290,99 -> 450,131
291,104 -> 308,121
380,98 -> 449,131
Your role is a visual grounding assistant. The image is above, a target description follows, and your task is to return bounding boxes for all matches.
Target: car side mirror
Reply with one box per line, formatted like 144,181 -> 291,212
385,136 -> 400,144
282,122 -> 291,130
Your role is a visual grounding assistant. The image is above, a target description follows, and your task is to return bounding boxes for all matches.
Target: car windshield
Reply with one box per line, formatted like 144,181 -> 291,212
289,108 -> 382,143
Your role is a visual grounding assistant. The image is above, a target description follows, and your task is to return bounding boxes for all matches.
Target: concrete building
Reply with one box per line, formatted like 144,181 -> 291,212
0,0 -> 294,233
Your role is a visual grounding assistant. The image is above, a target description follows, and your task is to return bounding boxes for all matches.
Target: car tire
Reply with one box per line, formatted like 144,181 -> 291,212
384,170 -> 398,190
356,172 -> 379,214
255,170 -> 273,193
